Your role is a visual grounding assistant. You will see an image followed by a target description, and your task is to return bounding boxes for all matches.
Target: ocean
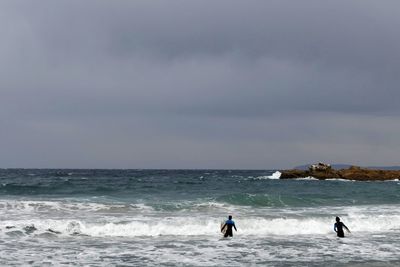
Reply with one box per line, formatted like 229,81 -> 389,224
1,169 -> 400,266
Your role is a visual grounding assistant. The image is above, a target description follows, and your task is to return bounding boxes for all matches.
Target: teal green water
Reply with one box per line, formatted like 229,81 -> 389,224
1,169 -> 400,266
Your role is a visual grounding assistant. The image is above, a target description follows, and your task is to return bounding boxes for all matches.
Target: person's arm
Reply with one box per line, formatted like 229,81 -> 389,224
233,223 -> 237,231
343,224 -> 350,233
221,223 -> 227,232
334,223 -> 337,232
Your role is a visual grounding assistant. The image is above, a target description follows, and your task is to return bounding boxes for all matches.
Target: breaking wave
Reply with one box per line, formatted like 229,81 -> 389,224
2,210 -> 400,237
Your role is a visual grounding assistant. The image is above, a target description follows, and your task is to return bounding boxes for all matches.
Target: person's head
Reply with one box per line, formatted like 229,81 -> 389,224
228,215 -> 232,220
336,217 -> 340,222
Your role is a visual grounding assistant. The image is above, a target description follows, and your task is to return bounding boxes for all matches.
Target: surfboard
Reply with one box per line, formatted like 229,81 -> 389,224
220,222 -> 227,236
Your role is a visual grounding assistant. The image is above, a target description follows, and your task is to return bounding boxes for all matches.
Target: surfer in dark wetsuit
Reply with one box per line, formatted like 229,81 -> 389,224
221,215 -> 237,237
334,216 -> 350,238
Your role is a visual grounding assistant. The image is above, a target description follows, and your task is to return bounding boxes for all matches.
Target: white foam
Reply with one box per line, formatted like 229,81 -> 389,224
2,208 -> 400,238
325,178 -> 354,182
0,199 -> 155,212
257,171 -> 281,179
2,204 -> 400,266
294,176 -> 319,181
268,171 -> 281,179
2,199 -> 400,239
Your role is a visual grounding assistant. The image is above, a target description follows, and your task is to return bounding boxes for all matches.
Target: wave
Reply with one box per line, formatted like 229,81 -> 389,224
215,193 -> 353,207
256,171 -> 281,180
0,199 -> 241,217
294,177 -> 319,181
0,191 -> 395,218
0,183 -> 114,196
0,200 -> 153,214
2,211 -> 400,237
325,178 -> 355,182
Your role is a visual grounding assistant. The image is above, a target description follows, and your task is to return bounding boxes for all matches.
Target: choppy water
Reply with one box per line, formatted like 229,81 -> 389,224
1,169 -> 400,266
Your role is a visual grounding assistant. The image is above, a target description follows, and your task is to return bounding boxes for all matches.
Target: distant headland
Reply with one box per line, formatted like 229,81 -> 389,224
280,162 -> 400,181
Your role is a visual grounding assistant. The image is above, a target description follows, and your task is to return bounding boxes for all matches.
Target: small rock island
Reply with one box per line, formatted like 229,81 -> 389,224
280,163 -> 400,181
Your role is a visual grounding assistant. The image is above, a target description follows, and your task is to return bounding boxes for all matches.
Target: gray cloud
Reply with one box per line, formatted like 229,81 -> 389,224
0,0 -> 399,168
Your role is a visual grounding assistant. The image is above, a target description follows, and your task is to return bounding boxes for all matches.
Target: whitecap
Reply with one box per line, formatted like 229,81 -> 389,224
256,171 -> 281,180
325,178 -> 355,182
294,177 -> 319,181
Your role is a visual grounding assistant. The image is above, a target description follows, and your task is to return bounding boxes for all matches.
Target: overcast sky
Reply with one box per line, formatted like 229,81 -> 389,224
1,0 -> 399,169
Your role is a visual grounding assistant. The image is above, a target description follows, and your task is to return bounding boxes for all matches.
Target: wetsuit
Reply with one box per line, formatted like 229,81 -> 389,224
222,219 -> 236,237
334,222 -> 346,237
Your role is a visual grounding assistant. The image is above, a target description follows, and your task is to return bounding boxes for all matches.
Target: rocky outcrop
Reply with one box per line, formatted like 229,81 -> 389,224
280,166 -> 400,181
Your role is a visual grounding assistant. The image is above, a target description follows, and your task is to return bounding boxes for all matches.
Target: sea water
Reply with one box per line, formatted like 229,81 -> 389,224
1,169 -> 400,266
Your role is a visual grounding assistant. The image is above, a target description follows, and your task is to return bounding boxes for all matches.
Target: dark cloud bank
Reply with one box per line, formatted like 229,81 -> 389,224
1,1 -> 399,169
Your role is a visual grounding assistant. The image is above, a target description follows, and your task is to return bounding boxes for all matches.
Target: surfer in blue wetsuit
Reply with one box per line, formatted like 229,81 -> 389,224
221,215 -> 237,237
334,216 -> 350,238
